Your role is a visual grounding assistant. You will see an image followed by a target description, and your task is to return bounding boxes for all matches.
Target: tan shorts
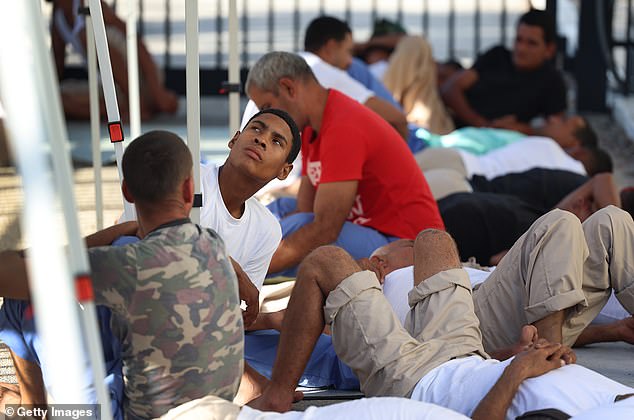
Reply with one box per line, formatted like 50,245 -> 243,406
324,270 -> 486,398
159,395 -> 240,420
414,147 -> 467,176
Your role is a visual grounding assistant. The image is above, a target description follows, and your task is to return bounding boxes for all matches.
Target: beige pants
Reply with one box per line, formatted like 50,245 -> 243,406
474,206 -> 634,351
324,270 -> 487,398
158,395 -> 240,419
423,168 -> 473,200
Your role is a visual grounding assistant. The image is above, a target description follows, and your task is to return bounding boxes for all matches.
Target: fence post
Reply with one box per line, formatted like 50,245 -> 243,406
575,0 -> 608,111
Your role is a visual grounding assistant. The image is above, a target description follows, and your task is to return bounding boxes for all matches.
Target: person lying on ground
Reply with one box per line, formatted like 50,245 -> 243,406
251,226 -> 633,418
415,134 -> 612,179
245,51 -> 444,277
442,9 -> 566,134
47,0 -> 178,120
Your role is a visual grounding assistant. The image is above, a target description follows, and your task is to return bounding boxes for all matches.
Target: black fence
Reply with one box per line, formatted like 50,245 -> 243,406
67,0 -> 634,112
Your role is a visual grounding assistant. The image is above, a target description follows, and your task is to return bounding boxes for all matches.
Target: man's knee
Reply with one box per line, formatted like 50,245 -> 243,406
585,205 -> 632,231
414,229 -> 462,284
297,246 -> 361,295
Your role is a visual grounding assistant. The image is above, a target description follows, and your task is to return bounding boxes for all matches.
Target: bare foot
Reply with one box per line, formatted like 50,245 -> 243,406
489,325 -> 538,360
233,363 -> 270,406
248,385 -> 303,412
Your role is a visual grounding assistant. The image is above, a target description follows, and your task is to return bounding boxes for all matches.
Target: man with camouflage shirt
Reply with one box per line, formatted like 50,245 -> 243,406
0,131 -> 243,418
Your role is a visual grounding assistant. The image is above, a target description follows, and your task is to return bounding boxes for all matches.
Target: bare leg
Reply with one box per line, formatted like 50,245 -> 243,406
413,229 -> 462,285
249,246 -> 361,412
574,316 -> 634,346
9,350 -> 46,405
233,362 -> 270,406
533,310 -> 565,345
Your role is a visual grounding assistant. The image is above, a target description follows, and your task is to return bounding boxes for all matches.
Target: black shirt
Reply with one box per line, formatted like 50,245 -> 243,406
462,46 -> 566,125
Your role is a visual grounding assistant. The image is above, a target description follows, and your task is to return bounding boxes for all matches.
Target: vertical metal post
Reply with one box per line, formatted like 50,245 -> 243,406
293,0 -> 300,52
345,0 -> 351,25
216,0 -> 223,68
0,1 -> 111,415
87,0 -> 136,221
448,0 -> 455,58
500,0 -> 507,46
87,15 -> 103,231
396,0 -> 403,25
138,0 -> 145,38
164,0 -> 171,69
229,0 -> 240,135
127,0 -> 141,140
186,0 -> 201,224
371,0 -> 377,26
268,0 -> 274,52
319,0 -> 325,15
242,0 -> 249,66
627,0 -> 633,92
474,0 -> 481,58
422,0 -> 429,35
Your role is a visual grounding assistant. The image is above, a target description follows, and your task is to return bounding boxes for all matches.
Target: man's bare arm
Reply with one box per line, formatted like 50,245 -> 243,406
472,343 -> 571,420
295,176 -> 316,214
441,69 -> 489,127
268,181 -> 358,273
364,96 -> 409,140
84,221 -> 139,248
0,251 -> 30,300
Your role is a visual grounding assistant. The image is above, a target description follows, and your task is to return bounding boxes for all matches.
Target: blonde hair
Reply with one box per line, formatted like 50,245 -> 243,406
383,36 -> 454,135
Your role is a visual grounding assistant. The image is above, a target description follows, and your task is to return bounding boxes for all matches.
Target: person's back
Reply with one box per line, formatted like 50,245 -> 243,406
88,131 -> 243,418
303,89 -> 444,239
89,221 -> 242,418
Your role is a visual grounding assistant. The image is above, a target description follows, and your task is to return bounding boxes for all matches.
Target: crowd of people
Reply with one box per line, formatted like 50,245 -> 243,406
0,5 -> 633,420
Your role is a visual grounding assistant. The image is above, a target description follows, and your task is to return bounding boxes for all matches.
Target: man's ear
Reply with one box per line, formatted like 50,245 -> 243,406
228,130 -> 240,149
182,175 -> 194,204
276,163 -> 293,181
122,180 -> 135,204
279,77 -> 295,98
370,255 -> 388,269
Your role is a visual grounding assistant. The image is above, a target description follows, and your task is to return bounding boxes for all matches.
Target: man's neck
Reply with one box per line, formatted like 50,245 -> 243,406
135,201 -> 190,238
218,164 -> 265,219
303,84 -> 329,133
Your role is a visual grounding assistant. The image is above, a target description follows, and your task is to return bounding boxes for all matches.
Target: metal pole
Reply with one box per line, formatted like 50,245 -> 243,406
87,0 -> 136,221
127,0 -> 142,140
229,0 -> 240,135
186,0 -> 201,224
87,14 -> 104,231
448,0 -> 455,58
32,4 -> 113,417
242,0 -> 249,66
0,0 -> 97,408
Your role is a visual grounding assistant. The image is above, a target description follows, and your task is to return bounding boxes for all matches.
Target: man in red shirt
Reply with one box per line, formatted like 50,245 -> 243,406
246,51 -> 444,276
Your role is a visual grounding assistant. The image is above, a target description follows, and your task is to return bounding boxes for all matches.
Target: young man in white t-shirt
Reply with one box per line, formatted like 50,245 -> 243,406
251,220 -> 633,418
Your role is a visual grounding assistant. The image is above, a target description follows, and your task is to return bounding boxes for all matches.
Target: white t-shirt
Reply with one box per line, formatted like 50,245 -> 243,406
457,137 -> 587,180
410,355 -> 633,419
382,266 -> 627,326
240,51 -> 374,129
199,163 -> 281,290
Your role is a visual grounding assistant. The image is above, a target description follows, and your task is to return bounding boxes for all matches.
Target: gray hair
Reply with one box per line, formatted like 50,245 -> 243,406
245,51 -> 316,95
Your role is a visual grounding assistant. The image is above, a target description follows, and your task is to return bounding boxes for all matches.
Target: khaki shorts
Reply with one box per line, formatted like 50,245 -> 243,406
324,270 -> 486,398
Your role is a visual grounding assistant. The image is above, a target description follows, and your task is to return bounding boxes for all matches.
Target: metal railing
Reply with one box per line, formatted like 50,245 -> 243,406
91,0 -> 540,95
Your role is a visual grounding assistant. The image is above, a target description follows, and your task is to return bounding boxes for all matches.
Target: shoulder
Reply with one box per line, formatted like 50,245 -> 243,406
473,45 -> 510,70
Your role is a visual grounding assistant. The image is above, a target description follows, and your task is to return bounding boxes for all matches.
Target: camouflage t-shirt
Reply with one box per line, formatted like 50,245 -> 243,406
88,220 -> 243,419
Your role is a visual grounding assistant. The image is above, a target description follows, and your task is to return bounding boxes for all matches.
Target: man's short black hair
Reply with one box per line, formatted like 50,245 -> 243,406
304,16 -> 351,53
573,118 -> 599,148
246,108 -> 301,163
518,9 -> 556,44
122,130 -> 193,203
